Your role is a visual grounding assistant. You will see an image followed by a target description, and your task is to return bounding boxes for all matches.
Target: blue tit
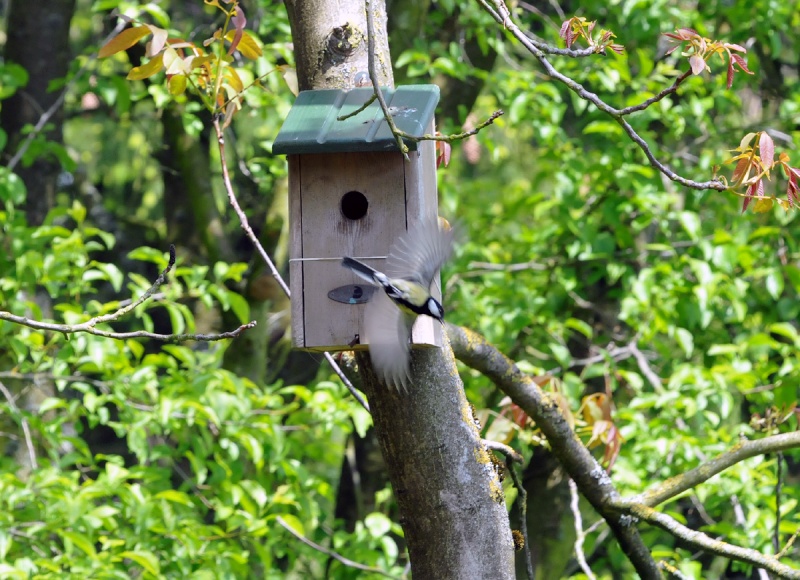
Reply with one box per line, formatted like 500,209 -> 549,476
341,218 -> 455,391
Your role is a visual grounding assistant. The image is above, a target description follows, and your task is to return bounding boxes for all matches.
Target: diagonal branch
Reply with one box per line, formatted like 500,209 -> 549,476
624,503 -> 800,579
625,431 -> 800,508
476,0 -> 727,192
276,516 -> 399,579
446,322 -> 661,577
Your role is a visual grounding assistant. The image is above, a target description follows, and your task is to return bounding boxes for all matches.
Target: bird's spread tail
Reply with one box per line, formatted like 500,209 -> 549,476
342,257 -> 381,284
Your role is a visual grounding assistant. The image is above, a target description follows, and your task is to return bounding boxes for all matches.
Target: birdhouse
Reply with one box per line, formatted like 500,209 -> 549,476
272,85 -> 442,352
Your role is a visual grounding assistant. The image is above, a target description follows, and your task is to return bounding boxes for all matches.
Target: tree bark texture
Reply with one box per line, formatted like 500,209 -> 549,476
283,1 -> 515,577
1,0 -> 76,226
357,343 -> 515,578
284,0 -> 393,91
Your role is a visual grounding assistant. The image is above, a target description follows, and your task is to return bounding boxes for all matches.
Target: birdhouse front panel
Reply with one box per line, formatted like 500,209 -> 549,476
275,85 -> 442,352
295,151 -> 407,350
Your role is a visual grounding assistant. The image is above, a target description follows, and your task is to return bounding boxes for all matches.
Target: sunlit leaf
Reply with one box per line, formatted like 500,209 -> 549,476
99,26 -> 152,58
126,53 -> 164,80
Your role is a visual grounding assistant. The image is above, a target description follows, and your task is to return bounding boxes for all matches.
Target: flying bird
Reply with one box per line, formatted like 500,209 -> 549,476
341,218 -> 455,391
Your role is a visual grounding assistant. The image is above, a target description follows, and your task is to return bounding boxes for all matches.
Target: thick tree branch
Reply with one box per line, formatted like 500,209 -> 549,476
449,322 -> 800,576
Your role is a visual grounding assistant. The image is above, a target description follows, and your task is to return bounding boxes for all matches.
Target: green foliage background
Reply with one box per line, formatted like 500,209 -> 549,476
1,0 -> 799,578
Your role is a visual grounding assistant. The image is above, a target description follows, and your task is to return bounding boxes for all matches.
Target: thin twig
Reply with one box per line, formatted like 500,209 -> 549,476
393,110 -> 505,144
276,516 -> 398,579
505,455 -> 534,580
625,503 -> 800,579
0,245 -> 258,342
775,452 -> 783,554
364,0 -> 408,158
569,478 -> 596,580
629,340 -> 664,393
212,118 -> 369,413
483,439 -> 523,463
0,380 -> 37,469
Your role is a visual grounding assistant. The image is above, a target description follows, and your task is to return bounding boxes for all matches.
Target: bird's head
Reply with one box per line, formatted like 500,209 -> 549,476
425,297 -> 445,321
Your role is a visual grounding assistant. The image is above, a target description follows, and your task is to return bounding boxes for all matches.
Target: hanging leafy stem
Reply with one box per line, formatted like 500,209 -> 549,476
99,0 -> 263,127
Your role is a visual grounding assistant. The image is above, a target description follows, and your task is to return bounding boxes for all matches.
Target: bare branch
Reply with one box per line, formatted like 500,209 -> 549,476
625,503 -> 800,579
476,0 -> 727,192
365,0 -> 408,158
276,516 -> 399,579
446,322 -> 660,577
0,246 -> 258,343
483,439 -> 524,463
504,451 -> 534,580
569,479 -> 596,580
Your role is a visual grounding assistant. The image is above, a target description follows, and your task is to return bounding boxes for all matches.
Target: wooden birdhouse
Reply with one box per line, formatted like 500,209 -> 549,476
272,85 -> 442,352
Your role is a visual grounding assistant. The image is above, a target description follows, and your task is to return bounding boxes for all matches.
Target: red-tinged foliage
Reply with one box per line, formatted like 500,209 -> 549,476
99,0 -> 262,122
721,131 -> 800,213
228,6 -> 246,55
664,28 -> 754,89
436,138 -> 451,168
559,16 -> 624,54
759,132 -> 774,169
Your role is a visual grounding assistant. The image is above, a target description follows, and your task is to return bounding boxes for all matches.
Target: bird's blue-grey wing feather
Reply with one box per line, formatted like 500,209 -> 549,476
386,218 -> 454,288
364,290 -> 414,391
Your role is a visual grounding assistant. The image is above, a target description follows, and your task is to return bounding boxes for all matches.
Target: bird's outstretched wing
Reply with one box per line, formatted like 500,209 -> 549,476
363,289 -> 415,392
385,218 -> 454,288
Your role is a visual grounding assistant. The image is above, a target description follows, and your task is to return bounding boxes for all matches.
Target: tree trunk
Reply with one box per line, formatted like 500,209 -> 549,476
1,0 -> 76,226
283,1 -> 515,577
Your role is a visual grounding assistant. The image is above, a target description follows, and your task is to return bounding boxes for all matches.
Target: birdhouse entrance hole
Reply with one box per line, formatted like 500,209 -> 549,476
341,190 -> 368,220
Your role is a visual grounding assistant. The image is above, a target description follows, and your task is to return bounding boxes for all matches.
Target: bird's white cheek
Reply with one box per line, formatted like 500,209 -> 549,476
428,300 -> 441,319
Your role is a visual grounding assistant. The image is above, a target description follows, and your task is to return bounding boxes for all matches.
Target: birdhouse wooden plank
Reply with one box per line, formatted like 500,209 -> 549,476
273,85 -> 441,352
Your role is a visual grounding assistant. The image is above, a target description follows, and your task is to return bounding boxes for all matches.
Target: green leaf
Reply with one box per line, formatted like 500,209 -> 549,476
279,514 -> 305,536
119,550 -> 160,576
674,327 -> 694,358
765,271 -> 784,300
60,530 -> 97,557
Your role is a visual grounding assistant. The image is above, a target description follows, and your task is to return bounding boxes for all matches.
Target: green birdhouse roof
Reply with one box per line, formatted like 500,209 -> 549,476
272,85 -> 439,155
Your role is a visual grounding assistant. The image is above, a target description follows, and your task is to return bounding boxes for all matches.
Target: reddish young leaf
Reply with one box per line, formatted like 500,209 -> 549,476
99,26 -> 152,58
689,54 -> 706,75
732,54 -> 753,74
146,25 -> 168,57
731,157 -> 750,183
227,6 -> 246,55
224,29 -> 262,59
559,19 -> 570,40
759,132 -> 775,169
726,61 -> 734,89
436,140 -> 452,168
